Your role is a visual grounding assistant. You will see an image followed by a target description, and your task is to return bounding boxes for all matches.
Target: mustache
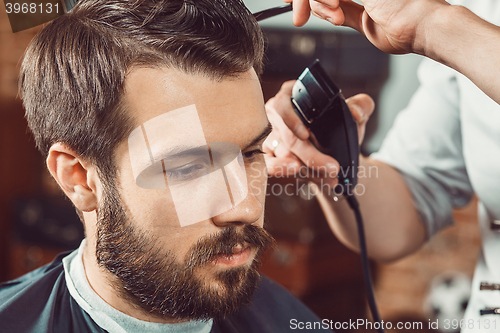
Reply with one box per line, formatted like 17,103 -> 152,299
185,224 -> 275,269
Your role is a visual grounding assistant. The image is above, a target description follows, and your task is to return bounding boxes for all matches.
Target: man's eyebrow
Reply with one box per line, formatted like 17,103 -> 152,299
243,122 -> 273,151
150,122 -> 273,160
155,145 -> 209,163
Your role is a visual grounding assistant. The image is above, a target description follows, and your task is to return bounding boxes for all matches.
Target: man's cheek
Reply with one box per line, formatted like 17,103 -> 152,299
248,160 -> 267,200
126,191 -> 179,230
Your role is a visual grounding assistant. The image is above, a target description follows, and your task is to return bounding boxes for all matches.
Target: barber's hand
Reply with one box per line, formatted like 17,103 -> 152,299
284,0 -> 450,55
263,80 -> 374,188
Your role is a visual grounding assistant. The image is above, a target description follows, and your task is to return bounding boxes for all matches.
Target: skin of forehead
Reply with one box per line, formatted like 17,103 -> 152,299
123,66 -> 268,149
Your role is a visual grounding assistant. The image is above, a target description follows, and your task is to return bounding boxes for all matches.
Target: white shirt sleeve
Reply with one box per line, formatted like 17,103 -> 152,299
371,58 -> 474,238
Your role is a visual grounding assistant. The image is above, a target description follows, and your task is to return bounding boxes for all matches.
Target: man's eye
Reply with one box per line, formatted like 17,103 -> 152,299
243,149 -> 264,160
164,160 -> 211,182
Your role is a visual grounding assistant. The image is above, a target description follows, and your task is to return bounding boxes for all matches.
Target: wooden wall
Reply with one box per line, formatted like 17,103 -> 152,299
0,9 -> 42,282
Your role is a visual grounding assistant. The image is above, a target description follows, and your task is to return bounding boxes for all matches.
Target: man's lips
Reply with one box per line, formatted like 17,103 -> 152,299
211,243 -> 252,267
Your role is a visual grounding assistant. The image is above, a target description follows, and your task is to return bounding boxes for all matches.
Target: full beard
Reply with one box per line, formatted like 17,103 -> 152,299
94,183 -> 274,321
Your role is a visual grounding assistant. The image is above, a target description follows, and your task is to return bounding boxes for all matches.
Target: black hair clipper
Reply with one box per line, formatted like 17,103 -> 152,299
291,59 -> 359,195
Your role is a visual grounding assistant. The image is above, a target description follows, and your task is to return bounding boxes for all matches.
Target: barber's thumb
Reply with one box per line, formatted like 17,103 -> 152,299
345,93 -> 375,123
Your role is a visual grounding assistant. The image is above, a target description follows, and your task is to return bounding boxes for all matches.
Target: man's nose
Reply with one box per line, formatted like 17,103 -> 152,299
211,186 -> 263,227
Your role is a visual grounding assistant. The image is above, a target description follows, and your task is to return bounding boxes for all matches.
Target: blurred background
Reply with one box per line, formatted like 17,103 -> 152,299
0,1 -> 480,332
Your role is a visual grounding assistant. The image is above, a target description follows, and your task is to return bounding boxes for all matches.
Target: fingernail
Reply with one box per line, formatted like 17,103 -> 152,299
326,17 -> 335,25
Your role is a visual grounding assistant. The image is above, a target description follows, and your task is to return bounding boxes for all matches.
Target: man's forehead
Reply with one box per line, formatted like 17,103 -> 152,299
123,67 -> 202,119
124,67 -> 260,115
122,66 -> 267,145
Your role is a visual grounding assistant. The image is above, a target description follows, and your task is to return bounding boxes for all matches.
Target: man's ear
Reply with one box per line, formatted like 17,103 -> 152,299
46,143 -> 99,212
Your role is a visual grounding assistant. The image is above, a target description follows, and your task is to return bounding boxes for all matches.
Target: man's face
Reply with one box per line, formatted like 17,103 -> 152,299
95,67 -> 274,321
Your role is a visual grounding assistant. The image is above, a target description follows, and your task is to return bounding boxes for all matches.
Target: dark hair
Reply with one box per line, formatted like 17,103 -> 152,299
20,0 -> 264,181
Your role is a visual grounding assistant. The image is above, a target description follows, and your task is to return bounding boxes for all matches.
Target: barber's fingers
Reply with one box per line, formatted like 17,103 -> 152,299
283,0 -> 310,27
346,93 -> 375,123
284,0 -> 344,27
264,154 -> 302,177
263,125 -> 295,159
264,147 -> 339,188
309,1 -> 346,26
265,154 -> 340,191
264,152 -> 340,189
262,122 -> 303,177
265,105 -> 340,182
265,84 -> 339,175
265,81 -> 310,141
284,0 -> 367,30
345,93 -> 375,144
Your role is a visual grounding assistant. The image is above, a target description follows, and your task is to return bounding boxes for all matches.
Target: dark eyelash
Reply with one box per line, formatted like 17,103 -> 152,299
244,149 -> 264,159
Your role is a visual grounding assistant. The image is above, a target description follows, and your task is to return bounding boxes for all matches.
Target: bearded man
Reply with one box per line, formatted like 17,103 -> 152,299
0,1 -> 331,332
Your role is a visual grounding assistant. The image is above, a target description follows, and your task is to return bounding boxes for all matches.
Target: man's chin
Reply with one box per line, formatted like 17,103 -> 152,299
157,270 -> 260,321
123,272 -> 260,322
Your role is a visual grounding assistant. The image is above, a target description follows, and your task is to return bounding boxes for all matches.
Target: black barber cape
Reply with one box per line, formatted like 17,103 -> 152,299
0,252 -> 332,333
